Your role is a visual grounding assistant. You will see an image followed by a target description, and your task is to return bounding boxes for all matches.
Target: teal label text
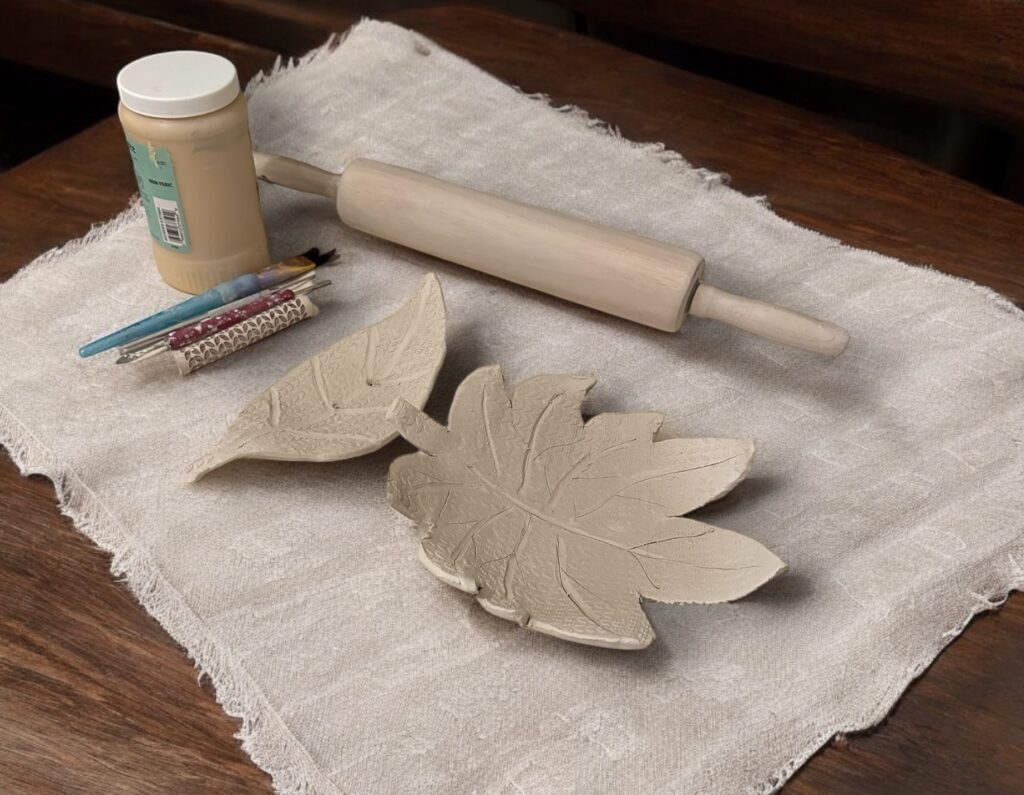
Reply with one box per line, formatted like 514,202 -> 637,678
126,137 -> 191,253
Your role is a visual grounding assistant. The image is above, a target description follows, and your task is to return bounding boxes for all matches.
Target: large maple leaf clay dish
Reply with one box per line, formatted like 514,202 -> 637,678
386,366 -> 785,650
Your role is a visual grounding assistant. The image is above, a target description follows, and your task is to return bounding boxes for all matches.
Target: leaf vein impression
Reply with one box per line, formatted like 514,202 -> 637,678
269,387 -> 281,428
311,356 -> 331,410
628,550 -> 660,591
629,532 -> 709,550
542,437 -> 638,511
364,324 -> 378,385
323,406 -> 387,416
371,368 -> 435,388
380,279 -> 431,379
556,537 -> 614,634
408,480 -> 470,492
505,514 -> 533,599
270,430 -> 375,442
435,489 -> 452,525
453,506 -> 514,563
481,385 -> 502,479
518,391 -> 564,495
574,454 -> 742,519
465,459 -> 644,554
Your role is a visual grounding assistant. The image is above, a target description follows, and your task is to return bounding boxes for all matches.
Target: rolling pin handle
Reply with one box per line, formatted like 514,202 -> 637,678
689,283 -> 849,356
253,152 -> 339,199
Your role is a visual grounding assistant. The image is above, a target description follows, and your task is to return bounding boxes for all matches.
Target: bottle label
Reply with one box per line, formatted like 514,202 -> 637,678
126,136 -> 192,253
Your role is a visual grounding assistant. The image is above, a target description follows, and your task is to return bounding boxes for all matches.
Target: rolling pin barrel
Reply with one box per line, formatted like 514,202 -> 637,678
336,158 -> 703,332
252,152 -> 848,354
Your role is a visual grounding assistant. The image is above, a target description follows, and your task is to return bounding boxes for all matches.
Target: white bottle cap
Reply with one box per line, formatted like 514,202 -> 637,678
117,51 -> 240,119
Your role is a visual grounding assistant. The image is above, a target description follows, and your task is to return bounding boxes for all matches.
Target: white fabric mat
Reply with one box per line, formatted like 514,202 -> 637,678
2,20 -> 1022,794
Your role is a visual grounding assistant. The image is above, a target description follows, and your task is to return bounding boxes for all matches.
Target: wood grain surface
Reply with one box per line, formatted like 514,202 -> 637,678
0,0 -> 277,91
0,5 -> 1022,794
553,0 -> 1024,130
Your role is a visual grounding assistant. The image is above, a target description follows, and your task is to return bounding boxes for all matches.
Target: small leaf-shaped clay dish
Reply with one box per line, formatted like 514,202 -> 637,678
386,366 -> 785,650
185,273 -> 446,481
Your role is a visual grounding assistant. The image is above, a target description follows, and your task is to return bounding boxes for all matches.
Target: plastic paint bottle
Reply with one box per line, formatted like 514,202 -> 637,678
117,51 -> 270,294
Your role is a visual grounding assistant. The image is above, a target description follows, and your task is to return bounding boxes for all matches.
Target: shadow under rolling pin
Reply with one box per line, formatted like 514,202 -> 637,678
253,152 -> 849,356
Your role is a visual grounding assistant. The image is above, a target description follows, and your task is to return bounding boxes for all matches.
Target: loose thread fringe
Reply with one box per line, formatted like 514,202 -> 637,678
245,30 -> 350,96
0,401 -> 337,794
3,199 -> 145,293
514,89 -> 745,193
3,18 -> 1023,795
0,29 -> 363,794
516,81 -> 1024,327
515,58 -> 1024,795
749,560 -> 1024,794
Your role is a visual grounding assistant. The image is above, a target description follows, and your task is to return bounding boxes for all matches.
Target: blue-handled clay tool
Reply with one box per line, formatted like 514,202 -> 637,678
79,248 -> 334,357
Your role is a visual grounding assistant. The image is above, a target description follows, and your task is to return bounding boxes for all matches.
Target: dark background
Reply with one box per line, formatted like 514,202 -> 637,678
1,0 -> 1022,206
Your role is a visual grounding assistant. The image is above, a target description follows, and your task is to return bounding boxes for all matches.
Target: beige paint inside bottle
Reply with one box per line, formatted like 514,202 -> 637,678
117,51 -> 270,294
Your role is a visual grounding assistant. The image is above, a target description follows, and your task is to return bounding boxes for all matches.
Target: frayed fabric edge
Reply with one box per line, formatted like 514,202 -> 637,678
513,88 -> 738,193
0,398 -> 339,795
2,200 -> 145,294
511,44 -> 1024,795
748,566 -> 1024,794
312,20 -> 1024,795
0,33 -> 357,795
512,78 -> 1023,325
3,18 -> 1023,795
245,28 -> 352,96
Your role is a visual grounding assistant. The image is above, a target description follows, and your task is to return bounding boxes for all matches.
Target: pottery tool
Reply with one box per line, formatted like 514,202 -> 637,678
79,248 -> 334,357
115,271 -> 318,358
172,290 -> 324,375
253,153 -> 849,355
116,279 -> 327,364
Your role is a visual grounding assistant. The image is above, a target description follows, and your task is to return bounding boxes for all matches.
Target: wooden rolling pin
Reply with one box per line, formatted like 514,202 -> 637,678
253,153 -> 849,355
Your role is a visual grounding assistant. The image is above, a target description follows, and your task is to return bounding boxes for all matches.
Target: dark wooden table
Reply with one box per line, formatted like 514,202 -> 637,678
1,5 -> 1022,793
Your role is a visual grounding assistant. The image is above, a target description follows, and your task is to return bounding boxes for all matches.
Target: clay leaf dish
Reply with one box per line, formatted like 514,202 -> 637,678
386,366 -> 785,650
184,273 -> 446,482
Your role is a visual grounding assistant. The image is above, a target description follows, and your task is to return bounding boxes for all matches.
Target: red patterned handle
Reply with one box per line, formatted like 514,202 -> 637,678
168,289 -> 296,349
173,296 -> 317,375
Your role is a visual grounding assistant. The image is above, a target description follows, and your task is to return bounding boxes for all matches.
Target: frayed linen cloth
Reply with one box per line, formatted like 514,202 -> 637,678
2,19 -> 1023,794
